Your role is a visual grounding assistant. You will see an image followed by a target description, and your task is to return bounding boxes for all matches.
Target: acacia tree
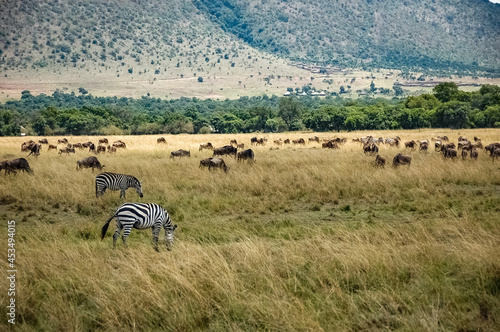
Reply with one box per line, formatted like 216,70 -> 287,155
278,97 -> 302,130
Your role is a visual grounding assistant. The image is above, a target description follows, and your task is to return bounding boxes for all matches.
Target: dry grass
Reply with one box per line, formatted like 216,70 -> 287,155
1,129 -> 500,331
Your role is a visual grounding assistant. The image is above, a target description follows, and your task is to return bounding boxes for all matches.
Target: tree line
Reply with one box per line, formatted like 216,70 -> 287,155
0,83 -> 499,136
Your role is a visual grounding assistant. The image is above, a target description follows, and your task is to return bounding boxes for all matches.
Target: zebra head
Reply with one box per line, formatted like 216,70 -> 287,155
165,224 -> 177,251
134,178 -> 143,198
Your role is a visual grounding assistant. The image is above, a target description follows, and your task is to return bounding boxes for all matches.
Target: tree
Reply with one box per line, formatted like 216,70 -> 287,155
433,82 -> 459,103
393,83 -> 404,96
434,101 -> 470,129
278,97 -> 302,129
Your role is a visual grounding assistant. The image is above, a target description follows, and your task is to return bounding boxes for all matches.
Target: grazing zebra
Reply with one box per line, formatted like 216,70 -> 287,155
101,203 -> 177,251
95,172 -> 143,199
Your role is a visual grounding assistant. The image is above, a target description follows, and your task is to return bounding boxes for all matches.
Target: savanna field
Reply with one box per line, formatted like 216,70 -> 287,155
1,129 -> 500,331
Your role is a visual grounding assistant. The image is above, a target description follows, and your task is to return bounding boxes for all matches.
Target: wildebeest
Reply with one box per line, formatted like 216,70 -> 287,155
58,138 -> 68,144
491,148 -> 500,161
274,139 -> 283,146
73,143 -> 83,149
230,139 -> 238,146
48,144 -> 57,151
107,145 -> 117,153
444,148 -> 458,159
76,156 -> 105,171
363,143 -> 378,155
170,149 -> 191,158
419,142 -> 429,152
199,142 -> 214,151
322,140 -> 339,149
284,139 -> 290,145
385,137 -> 400,147
157,137 -> 167,144
27,143 -> 41,157
485,143 -> 500,156
1,158 -> 33,175
461,149 -> 468,160
292,138 -> 305,145
113,141 -> 126,149
213,145 -> 237,158
237,149 -> 255,163
374,155 -> 386,167
470,148 -> 479,160
404,140 -> 416,150
308,136 -> 320,143
250,137 -> 258,145
99,138 -> 109,144
208,158 -> 229,173
96,145 -> 106,154
89,143 -> 96,154
82,142 -> 94,148
237,143 -> 245,150
59,147 -> 76,156
393,153 -> 412,167
38,138 -> 49,144
21,140 -> 35,152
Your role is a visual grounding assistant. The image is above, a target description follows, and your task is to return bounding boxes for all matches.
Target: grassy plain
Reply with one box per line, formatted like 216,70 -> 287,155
0,129 -> 500,331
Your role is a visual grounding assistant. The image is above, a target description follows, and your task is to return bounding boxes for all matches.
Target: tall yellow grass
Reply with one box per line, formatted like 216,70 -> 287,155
0,129 -> 499,331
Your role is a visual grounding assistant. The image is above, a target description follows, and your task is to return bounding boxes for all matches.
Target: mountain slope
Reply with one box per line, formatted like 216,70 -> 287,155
193,0 -> 500,72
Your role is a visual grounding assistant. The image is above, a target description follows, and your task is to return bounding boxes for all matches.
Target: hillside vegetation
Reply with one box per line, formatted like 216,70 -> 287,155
1,0 -> 499,78
0,129 -> 499,330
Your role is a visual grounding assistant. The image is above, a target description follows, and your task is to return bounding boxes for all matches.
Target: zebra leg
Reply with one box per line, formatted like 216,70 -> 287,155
113,224 -> 123,248
152,225 -> 161,252
122,226 -> 133,248
120,189 -> 126,199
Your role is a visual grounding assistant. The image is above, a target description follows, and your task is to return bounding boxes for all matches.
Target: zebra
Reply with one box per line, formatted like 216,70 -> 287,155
101,203 -> 177,251
95,172 -> 143,199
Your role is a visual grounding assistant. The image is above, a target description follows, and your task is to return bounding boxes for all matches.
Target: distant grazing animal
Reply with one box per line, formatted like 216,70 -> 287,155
237,149 -> 255,162
491,148 -> 500,161
99,138 -> 109,144
76,156 -> 105,171
101,203 -> 177,252
385,137 -> 400,147
96,145 -> 106,154
113,141 -> 126,149
237,143 -> 245,150
170,149 -> 190,158
250,137 -> 258,145
213,145 -> 237,158
73,143 -> 83,149
255,138 -> 266,145
27,143 -> 41,157
444,148 -> 458,159
21,140 -> 35,152
292,138 -> 306,145
404,140 -> 416,150
284,139 -> 290,145
485,143 -> 500,156
48,144 -> 57,151
274,139 -> 283,146
2,158 -> 33,175
363,143 -> 378,155
199,158 -> 213,169
157,137 -> 167,144
107,145 -> 117,153
322,140 -> 339,149
375,155 -> 386,167
435,140 -> 442,151
82,142 -> 93,148
461,149 -> 468,160
209,158 -> 229,173
393,153 -> 412,167
89,143 -> 96,154
470,148 -> 478,160
58,147 -> 75,156
419,142 -> 429,152
308,136 -> 319,143
95,172 -> 143,199
230,139 -> 238,146
199,142 -> 214,151
38,138 -> 49,144
58,138 -> 68,144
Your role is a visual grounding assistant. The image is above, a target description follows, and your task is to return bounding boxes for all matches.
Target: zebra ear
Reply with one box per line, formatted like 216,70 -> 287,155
173,224 -> 177,230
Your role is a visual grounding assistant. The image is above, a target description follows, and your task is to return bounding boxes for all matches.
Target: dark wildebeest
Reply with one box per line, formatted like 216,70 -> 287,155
374,155 -> 386,167
440,143 -> 456,155
170,149 -> 191,158
470,148 -> 479,160
107,145 -> 117,153
199,158 -> 213,169
48,144 -> 57,151
213,145 -> 237,158
237,149 -> 255,163
113,141 -> 126,149
3,158 -> 33,175
444,148 -> 458,159
363,143 -> 378,155
393,153 -> 412,167
250,137 -> 258,145
89,143 -> 96,154
27,143 -> 41,157
199,142 -> 214,151
491,148 -> 500,161
82,141 -> 93,148
255,138 -> 266,146
230,139 -> 238,146
292,138 -> 306,145
96,145 -> 106,154
99,138 -> 109,144
322,140 -> 339,149
419,142 -> 429,152
461,149 -> 468,160
76,156 -> 105,171
284,139 -> 290,145
404,140 -> 416,150
73,143 -> 83,149
309,136 -> 320,143
209,158 -> 229,173
485,143 -> 500,156
157,137 -> 167,144
58,138 -> 68,144
21,141 -> 35,152
59,147 -> 76,156
39,138 -> 49,144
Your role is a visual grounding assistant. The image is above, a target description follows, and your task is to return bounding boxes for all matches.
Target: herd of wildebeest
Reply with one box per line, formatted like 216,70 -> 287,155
1,133 -> 500,177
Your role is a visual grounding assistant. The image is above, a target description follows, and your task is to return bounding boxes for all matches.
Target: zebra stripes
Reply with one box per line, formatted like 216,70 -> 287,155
95,172 -> 143,199
101,203 -> 177,251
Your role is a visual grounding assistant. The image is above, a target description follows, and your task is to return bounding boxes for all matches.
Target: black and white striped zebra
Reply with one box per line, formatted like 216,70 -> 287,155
101,203 -> 177,251
95,172 -> 143,199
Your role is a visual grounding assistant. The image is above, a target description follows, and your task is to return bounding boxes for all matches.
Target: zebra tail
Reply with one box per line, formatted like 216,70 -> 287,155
101,214 -> 115,240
